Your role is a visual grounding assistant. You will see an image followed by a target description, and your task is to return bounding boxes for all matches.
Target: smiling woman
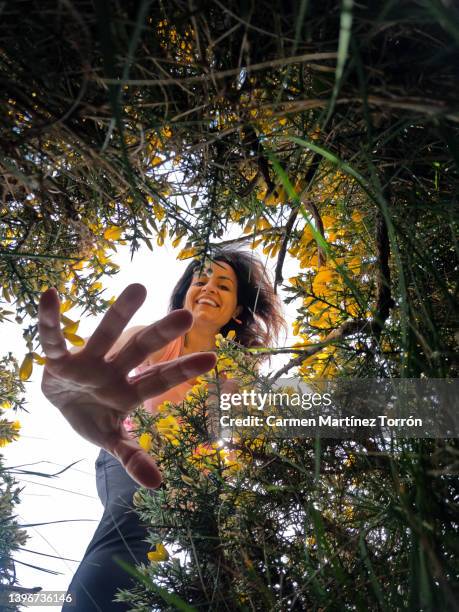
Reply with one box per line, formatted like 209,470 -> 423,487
38,246 -> 285,611
170,248 -> 285,351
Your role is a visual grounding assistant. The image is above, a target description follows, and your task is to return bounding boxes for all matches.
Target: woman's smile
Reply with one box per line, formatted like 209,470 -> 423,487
196,296 -> 219,307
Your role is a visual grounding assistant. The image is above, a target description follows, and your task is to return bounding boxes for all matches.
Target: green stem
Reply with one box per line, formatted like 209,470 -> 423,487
0,250 -> 81,262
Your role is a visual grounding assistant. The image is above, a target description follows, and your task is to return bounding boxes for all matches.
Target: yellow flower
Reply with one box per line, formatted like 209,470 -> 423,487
62,319 -> 80,335
216,356 -> 237,371
256,217 -> 271,231
249,237 -> 263,249
151,156 -> 163,167
308,300 -> 326,315
147,543 -> 169,563
321,215 -> 336,229
19,354 -> 33,381
138,432 -> 153,452
344,453 -> 356,467
157,227 -> 166,247
60,299 -> 73,313
0,420 -> 21,447
342,505 -> 354,520
103,226 -> 123,241
71,260 -> 85,272
156,400 -> 173,414
300,226 -> 315,244
306,536 -> 316,547
312,268 -> 335,295
63,331 -> 85,346
346,301 -> 360,317
177,246 -> 198,260
156,415 -> 180,445
31,352 -> 46,365
348,256 -> 361,272
245,436 -> 266,451
256,187 -> 267,201
242,221 -> 254,235
224,450 -> 243,473
149,201 -> 165,221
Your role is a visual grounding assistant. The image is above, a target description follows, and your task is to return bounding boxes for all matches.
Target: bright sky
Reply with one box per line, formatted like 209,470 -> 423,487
3,236 -> 298,609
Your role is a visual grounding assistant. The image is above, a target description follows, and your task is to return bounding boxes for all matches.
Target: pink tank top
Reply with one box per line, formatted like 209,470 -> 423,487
123,335 -> 193,434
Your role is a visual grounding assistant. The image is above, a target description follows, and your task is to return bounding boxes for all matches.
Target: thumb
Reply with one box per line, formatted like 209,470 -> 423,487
110,437 -> 162,489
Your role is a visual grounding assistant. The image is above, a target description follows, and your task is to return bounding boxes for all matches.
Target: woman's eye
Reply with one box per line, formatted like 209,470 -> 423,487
219,285 -> 229,291
194,281 -> 205,286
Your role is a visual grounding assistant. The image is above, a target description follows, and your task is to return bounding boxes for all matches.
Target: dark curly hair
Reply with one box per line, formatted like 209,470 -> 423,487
169,247 -> 286,351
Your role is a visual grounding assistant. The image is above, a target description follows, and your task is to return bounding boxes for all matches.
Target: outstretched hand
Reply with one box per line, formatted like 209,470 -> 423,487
38,284 -> 216,489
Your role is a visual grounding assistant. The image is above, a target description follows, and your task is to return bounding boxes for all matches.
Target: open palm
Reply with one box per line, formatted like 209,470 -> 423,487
38,284 -> 216,488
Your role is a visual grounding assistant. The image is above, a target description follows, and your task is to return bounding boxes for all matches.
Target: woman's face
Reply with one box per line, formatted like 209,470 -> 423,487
183,260 -> 241,331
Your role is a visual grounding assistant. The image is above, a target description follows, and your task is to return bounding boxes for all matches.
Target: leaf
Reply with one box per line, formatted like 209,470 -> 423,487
181,474 -> 195,486
19,353 -> 33,381
142,236 -> 154,251
2,286 -> 11,302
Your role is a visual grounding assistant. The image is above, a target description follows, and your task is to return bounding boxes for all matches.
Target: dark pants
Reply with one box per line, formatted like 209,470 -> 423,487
62,449 -> 152,612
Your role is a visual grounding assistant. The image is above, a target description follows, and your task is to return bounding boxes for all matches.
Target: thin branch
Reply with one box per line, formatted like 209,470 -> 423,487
372,209 -> 395,339
274,205 -> 299,291
0,250 -> 82,262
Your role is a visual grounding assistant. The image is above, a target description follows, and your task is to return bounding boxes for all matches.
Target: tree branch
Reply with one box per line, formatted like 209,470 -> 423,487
271,319 -> 373,380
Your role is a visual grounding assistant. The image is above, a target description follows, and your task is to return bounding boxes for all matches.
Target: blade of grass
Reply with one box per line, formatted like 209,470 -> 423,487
267,151 -> 368,310
358,531 -> 388,611
324,0 -> 354,124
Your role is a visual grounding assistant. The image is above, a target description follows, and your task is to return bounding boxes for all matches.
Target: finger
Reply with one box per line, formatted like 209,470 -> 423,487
110,309 -> 194,374
132,352 -> 217,403
84,283 -> 147,358
109,437 -> 162,489
38,288 -> 68,360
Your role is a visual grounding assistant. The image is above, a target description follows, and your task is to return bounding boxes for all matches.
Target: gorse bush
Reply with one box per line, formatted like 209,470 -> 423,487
117,339 -> 459,611
0,0 -> 458,609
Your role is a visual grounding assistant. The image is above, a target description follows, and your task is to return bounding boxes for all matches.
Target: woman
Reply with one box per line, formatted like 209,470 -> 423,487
38,248 -> 284,611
